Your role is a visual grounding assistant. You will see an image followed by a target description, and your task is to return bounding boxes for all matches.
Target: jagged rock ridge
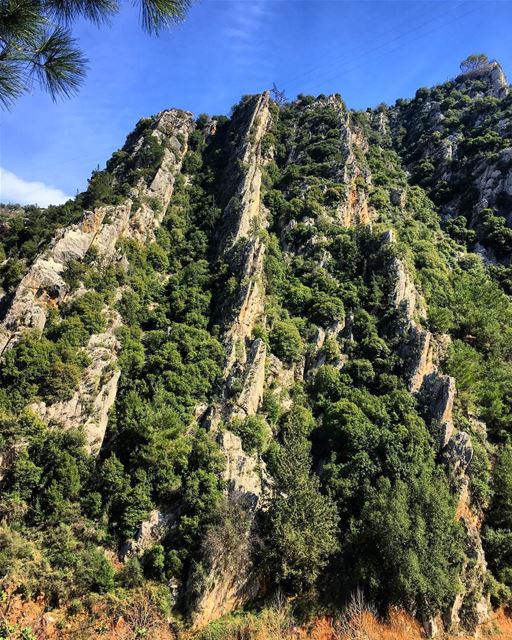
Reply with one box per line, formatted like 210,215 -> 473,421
0,63 -> 511,639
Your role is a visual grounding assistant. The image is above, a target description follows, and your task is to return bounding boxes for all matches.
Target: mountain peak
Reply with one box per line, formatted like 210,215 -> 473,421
456,59 -> 508,98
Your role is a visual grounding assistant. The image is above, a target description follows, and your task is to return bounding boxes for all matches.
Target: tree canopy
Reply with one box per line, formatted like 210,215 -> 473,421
459,53 -> 490,74
0,0 -> 191,107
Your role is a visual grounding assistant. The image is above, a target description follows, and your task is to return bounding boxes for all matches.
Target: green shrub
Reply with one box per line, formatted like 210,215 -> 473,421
230,415 -> 270,454
269,320 -> 302,365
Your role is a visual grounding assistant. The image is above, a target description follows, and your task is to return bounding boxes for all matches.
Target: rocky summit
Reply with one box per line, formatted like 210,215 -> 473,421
1,57 -> 512,639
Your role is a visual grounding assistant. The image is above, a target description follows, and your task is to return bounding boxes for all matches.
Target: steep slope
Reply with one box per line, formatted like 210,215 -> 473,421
0,65 -> 512,639
390,59 -> 512,287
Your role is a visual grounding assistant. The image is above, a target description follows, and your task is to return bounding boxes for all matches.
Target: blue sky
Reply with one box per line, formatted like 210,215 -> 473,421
1,0 -> 511,206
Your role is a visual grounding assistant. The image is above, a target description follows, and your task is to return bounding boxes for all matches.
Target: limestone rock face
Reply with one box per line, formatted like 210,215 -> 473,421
444,431 -> 473,473
337,108 -> 373,227
217,430 -> 268,509
385,233 -> 490,636
191,94 -> 274,626
392,61 -> 511,266
421,372 -> 456,436
390,188 -> 407,208
122,506 -> 181,558
220,93 -> 273,250
1,108 -> 194,452
456,61 -> 508,99
1,109 -> 193,355
384,234 -> 433,394
0,209 -> 106,353
31,310 -> 122,454
224,237 -> 266,373
390,255 -> 426,326
232,338 -> 267,418
190,523 -> 261,630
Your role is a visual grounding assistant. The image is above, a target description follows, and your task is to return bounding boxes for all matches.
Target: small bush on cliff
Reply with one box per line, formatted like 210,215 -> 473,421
270,320 -> 303,365
230,415 -> 270,455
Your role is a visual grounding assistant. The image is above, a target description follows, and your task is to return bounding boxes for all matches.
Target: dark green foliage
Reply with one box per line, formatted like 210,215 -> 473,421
0,333 -> 85,410
484,445 -> 512,601
269,320 -> 302,364
0,0 -> 191,107
75,546 -> 115,594
62,291 -> 106,334
230,415 -> 270,455
262,406 -> 338,593
349,473 -> 462,614
82,170 -> 119,209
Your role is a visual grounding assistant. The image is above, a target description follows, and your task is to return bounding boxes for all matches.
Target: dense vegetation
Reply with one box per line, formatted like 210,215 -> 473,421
1,62 -> 512,638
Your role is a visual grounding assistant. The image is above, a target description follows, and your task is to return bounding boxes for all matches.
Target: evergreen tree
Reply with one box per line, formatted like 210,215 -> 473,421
0,0 -> 191,107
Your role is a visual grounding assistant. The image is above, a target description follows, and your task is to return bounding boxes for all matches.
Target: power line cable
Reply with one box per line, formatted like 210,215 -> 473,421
281,1 -> 477,98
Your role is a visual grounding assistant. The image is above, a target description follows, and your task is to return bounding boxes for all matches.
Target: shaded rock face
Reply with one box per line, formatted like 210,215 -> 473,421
391,62 -> 511,263
121,506 -> 181,559
455,61 -> 508,99
191,94 -> 273,626
189,495 -> 261,630
385,233 -> 490,636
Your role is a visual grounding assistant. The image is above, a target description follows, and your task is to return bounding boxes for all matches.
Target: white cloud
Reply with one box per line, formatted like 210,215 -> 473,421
0,167 -> 71,207
226,0 -> 271,58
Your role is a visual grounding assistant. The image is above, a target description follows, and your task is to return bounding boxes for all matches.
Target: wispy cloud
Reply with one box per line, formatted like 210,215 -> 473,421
0,167 -> 71,207
225,0 -> 271,66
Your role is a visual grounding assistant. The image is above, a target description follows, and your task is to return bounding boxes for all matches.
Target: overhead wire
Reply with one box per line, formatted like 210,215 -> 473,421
278,1 -> 478,100
282,1 -> 438,89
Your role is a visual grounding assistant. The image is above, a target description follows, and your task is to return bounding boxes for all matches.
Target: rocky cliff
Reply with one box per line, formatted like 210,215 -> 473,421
0,62 -> 511,639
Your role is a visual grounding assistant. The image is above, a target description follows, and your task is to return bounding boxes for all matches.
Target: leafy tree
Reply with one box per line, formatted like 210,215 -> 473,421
460,54 -> 490,74
262,406 -> 338,593
348,473 -> 463,615
0,0 -> 191,107
75,546 -> 115,594
269,320 -> 302,365
484,445 -> 512,599
230,415 -> 270,455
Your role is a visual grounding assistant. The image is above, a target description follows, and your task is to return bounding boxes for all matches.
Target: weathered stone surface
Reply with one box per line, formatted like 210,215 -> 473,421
221,93 -> 272,250
336,108 -> 373,226
122,506 -> 181,558
444,431 -> 473,473
192,95 -> 274,627
422,613 -> 444,638
217,430 -> 268,509
232,338 -> 267,417
224,237 -> 266,372
390,188 -> 407,208
0,441 -> 26,482
189,496 -> 262,629
405,326 -> 433,393
31,310 -> 122,454
390,256 -> 425,324
422,372 -> 456,426
308,319 -> 345,373
456,61 -> 508,99
446,474 -> 490,634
